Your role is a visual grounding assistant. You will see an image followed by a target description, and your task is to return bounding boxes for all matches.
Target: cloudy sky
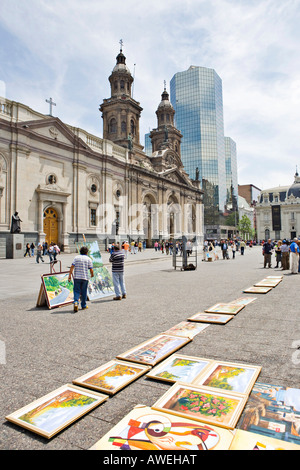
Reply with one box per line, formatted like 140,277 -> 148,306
1,0 -> 300,190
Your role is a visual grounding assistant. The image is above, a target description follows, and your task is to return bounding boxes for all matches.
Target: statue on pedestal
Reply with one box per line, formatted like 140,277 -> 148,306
10,212 -> 22,234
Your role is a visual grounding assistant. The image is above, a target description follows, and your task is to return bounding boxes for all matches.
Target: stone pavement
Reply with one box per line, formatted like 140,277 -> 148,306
0,246 -> 299,450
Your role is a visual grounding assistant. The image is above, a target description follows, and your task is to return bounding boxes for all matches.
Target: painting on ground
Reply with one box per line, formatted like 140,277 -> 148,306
228,297 -> 257,306
152,382 -> 247,429
187,313 -> 233,324
163,321 -> 209,339
243,286 -> 272,294
5,384 -> 108,439
229,429 -> 300,450
146,354 -> 214,384
90,405 -> 235,450
73,360 -> 150,395
205,303 -> 244,315
117,335 -> 191,366
87,266 -> 114,300
193,361 -> 261,395
41,272 -> 74,309
236,382 -> 300,445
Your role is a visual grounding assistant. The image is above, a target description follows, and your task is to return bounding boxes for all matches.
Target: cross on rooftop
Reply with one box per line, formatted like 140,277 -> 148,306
46,97 -> 56,116
119,39 -> 123,51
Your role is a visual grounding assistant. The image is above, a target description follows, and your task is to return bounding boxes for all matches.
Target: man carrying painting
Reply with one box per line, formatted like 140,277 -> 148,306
68,246 -> 94,312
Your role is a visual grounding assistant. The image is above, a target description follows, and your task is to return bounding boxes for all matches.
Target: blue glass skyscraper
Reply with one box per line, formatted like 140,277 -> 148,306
170,66 -> 228,227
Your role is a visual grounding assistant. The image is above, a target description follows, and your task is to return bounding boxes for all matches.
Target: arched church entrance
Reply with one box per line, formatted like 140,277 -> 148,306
143,194 -> 157,247
43,207 -> 58,245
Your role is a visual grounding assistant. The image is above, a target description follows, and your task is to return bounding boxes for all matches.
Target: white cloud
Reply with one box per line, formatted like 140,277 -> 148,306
1,0 -> 300,189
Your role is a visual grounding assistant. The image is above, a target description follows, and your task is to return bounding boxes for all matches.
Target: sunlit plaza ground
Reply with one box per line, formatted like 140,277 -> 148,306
0,245 -> 299,450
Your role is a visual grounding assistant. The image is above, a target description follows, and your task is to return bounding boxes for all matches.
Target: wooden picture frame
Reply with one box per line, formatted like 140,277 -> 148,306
152,382 -> 248,429
41,272 -> 74,309
187,312 -> 234,324
163,321 -> 210,339
73,360 -> 151,395
146,353 -> 215,384
254,278 -> 281,287
204,303 -> 244,315
117,334 -> 191,367
243,286 -> 272,294
5,384 -> 108,439
192,360 -> 261,395
90,404 -> 235,451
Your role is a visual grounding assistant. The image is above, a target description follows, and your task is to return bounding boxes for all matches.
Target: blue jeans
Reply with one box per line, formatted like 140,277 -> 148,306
112,272 -> 126,297
73,278 -> 89,308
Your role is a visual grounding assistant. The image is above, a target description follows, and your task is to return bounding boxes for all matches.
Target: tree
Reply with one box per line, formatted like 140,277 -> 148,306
238,215 -> 252,239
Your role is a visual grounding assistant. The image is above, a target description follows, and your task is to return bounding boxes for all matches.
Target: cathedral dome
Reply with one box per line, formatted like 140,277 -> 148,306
287,170 -> 300,198
112,51 -> 131,74
158,88 -> 173,109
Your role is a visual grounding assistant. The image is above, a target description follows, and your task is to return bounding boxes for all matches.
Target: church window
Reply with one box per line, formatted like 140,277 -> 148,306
109,118 -> 117,133
121,121 -> 126,132
130,119 -> 135,136
114,81 -> 118,90
47,174 -> 57,184
120,80 -> 125,90
166,114 -> 170,122
91,184 -> 97,193
90,209 -> 97,226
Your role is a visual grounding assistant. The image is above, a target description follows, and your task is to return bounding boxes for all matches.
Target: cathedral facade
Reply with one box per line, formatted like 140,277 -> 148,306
0,48 -> 204,256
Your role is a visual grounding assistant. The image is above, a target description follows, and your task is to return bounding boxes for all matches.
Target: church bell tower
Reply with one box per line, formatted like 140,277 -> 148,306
100,41 -> 143,153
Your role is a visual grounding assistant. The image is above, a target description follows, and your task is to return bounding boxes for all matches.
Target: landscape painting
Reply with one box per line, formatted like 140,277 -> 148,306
187,313 -> 234,324
117,335 -> 191,366
193,361 -> 261,395
42,272 -> 74,309
87,266 -> 114,300
152,382 -> 247,429
205,303 -> 244,315
90,405 -> 235,450
73,360 -> 150,395
76,240 -> 104,267
146,354 -> 214,384
5,384 -> 108,439
229,429 -> 300,450
163,321 -> 209,339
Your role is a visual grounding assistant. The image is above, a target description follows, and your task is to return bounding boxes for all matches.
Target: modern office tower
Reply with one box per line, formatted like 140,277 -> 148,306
170,66 -> 227,229
225,136 -> 238,211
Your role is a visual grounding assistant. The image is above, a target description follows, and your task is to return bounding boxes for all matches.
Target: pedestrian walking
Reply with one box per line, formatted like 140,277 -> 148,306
240,240 -> 246,255
30,242 -> 35,257
231,241 -> 236,259
68,246 -> 94,312
275,240 -> 282,268
36,243 -> 44,263
289,238 -> 299,274
262,239 -> 273,268
53,243 -> 60,260
24,243 -> 31,257
280,240 -> 290,270
109,244 -> 126,300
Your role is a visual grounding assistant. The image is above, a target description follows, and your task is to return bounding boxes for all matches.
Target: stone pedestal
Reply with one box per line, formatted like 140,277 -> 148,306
6,234 -> 25,259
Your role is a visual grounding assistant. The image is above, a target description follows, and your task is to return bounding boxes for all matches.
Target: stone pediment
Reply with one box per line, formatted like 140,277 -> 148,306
36,183 -> 71,197
160,167 -> 192,186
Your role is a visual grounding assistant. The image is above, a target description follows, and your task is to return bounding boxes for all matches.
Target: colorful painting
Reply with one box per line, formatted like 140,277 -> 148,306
237,382 -> 300,445
90,405 -> 235,450
229,429 -> 300,450
87,266 -> 114,300
204,303 -> 244,315
146,354 -> 214,384
193,361 -> 261,395
254,278 -> 281,287
228,297 -> 257,306
73,360 -> 150,395
243,286 -> 272,294
187,313 -> 234,324
76,240 -> 104,267
42,272 -> 74,309
5,384 -> 108,439
163,321 -> 210,339
117,335 -> 191,366
152,383 -> 247,429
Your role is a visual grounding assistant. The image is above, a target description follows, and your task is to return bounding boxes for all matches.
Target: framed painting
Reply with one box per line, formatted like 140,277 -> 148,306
5,384 -> 108,439
73,360 -> 151,395
228,297 -> 257,306
204,303 -> 244,315
187,313 -> 234,324
90,404 -> 235,451
41,272 -> 74,309
265,275 -> 283,279
87,266 -> 114,300
152,382 -> 248,429
229,429 -> 300,450
76,240 -> 104,267
192,361 -> 261,395
254,279 -> 281,287
146,354 -> 214,384
243,286 -> 272,294
237,382 -> 300,444
117,334 -> 191,367
163,321 -> 210,339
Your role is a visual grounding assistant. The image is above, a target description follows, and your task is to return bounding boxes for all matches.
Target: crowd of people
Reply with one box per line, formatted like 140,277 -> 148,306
203,239 -> 249,261
24,241 -> 60,263
262,238 -> 300,274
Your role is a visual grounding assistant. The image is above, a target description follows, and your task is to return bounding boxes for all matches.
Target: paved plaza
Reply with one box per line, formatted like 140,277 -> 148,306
0,245 -> 299,450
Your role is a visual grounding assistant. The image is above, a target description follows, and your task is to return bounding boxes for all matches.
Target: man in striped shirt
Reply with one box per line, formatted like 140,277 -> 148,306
68,246 -> 94,312
109,244 -> 126,300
